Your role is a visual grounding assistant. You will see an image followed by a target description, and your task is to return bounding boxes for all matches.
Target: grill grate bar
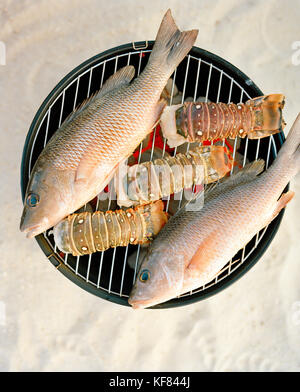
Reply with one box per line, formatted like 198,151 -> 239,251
177,56 -> 191,210
74,77 -> 82,275
228,78 -> 233,103
43,110 -> 51,148
215,74 -> 236,284
254,138 -> 262,247
132,245 -> 141,284
105,56 -> 121,291
162,68 -> 177,159
41,110 -> 52,242
73,78 -> 80,111
266,134 -> 273,168
97,251 -> 105,289
100,61 -> 106,89
131,54 -> 147,285
108,247 -> 117,293
28,112 -> 47,177
188,59 -> 213,295
58,90 -> 66,129
120,245 -> 129,296
216,69 -> 223,103
87,68 -> 93,98
205,63 -> 213,102
243,137 -> 249,167
137,51 -> 143,76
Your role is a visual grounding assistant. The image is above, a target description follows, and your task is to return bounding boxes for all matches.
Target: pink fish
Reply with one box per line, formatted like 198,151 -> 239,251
20,10 -> 198,238
129,113 -> 300,309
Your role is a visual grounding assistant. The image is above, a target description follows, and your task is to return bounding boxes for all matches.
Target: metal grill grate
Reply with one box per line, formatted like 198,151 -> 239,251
22,43 -> 284,307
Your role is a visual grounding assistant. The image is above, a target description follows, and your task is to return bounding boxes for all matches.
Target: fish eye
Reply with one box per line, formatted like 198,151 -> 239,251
26,193 -> 40,207
139,269 -> 150,283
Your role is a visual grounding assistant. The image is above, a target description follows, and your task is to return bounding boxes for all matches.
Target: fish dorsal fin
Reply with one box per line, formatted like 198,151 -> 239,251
59,65 -> 135,130
97,65 -> 135,98
60,92 -> 99,129
175,159 -> 265,215
204,159 -> 265,203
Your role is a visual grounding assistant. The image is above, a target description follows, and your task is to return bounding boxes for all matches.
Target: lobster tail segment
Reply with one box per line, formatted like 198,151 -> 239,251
246,94 -> 286,139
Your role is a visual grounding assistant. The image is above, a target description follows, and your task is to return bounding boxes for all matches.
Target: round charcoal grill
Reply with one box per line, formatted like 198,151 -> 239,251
21,41 -> 286,308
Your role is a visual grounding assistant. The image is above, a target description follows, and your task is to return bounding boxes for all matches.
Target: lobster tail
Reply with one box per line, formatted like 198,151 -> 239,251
53,201 -> 168,256
117,146 -> 233,207
160,94 -> 286,147
246,94 -> 286,139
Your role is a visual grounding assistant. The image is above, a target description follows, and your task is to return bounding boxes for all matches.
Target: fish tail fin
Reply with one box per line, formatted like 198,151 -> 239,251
277,112 -> 300,175
148,9 -> 198,75
246,94 -> 286,139
271,190 -> 295,221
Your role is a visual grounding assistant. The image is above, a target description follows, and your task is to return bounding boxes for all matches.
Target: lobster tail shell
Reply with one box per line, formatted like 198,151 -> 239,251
53,201 -> 168,256
160,94 -> 285,147
117,145 -> 233,207
175,101 -> 252,141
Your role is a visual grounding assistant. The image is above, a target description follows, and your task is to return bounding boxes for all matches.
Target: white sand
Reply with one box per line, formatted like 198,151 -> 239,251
0,0 -> 300,371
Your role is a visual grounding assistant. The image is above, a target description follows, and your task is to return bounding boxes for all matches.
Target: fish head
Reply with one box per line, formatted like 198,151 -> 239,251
20,158 -> 74,238
128,246 -> 185,309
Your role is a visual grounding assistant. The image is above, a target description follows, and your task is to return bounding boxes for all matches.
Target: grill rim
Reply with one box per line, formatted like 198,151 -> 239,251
20,41 -> 287,309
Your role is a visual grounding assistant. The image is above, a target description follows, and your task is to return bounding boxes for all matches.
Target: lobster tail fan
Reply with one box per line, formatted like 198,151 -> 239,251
246,94 -> 286,139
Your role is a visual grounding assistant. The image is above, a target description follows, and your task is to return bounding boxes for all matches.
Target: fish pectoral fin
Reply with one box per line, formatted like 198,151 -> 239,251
75,151 -> 108,185
186,246 -> 208,275
151,98 -> 167,129
74,176 -> 88,186
185,231 -> 217,277
97,65 -> 135,98
75,157 -> 95,184
75,152 -> 125,194
271,190 -> 295,220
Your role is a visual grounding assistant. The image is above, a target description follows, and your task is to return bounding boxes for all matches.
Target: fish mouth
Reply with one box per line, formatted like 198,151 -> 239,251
128,296 -> 162,310
20,223 -> 43,238
128,300 -> 148,310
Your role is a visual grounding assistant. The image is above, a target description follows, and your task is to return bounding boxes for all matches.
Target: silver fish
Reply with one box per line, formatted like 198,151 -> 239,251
128,113 -> 300,309
20,9 -> 198,238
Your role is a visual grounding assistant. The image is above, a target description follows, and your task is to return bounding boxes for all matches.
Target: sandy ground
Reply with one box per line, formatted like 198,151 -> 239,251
0,0 -> 300,372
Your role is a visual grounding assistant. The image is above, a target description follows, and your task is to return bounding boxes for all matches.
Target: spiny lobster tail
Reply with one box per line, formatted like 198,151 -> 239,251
53,201 -> 168,256
160,95 -> 286,147
246,94 -> 286,139
117,146 -> 232,207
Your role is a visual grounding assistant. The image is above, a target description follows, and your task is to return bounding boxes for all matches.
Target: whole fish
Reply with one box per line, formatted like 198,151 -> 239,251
20,10 -> 198,238
128,113 -> 300,309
